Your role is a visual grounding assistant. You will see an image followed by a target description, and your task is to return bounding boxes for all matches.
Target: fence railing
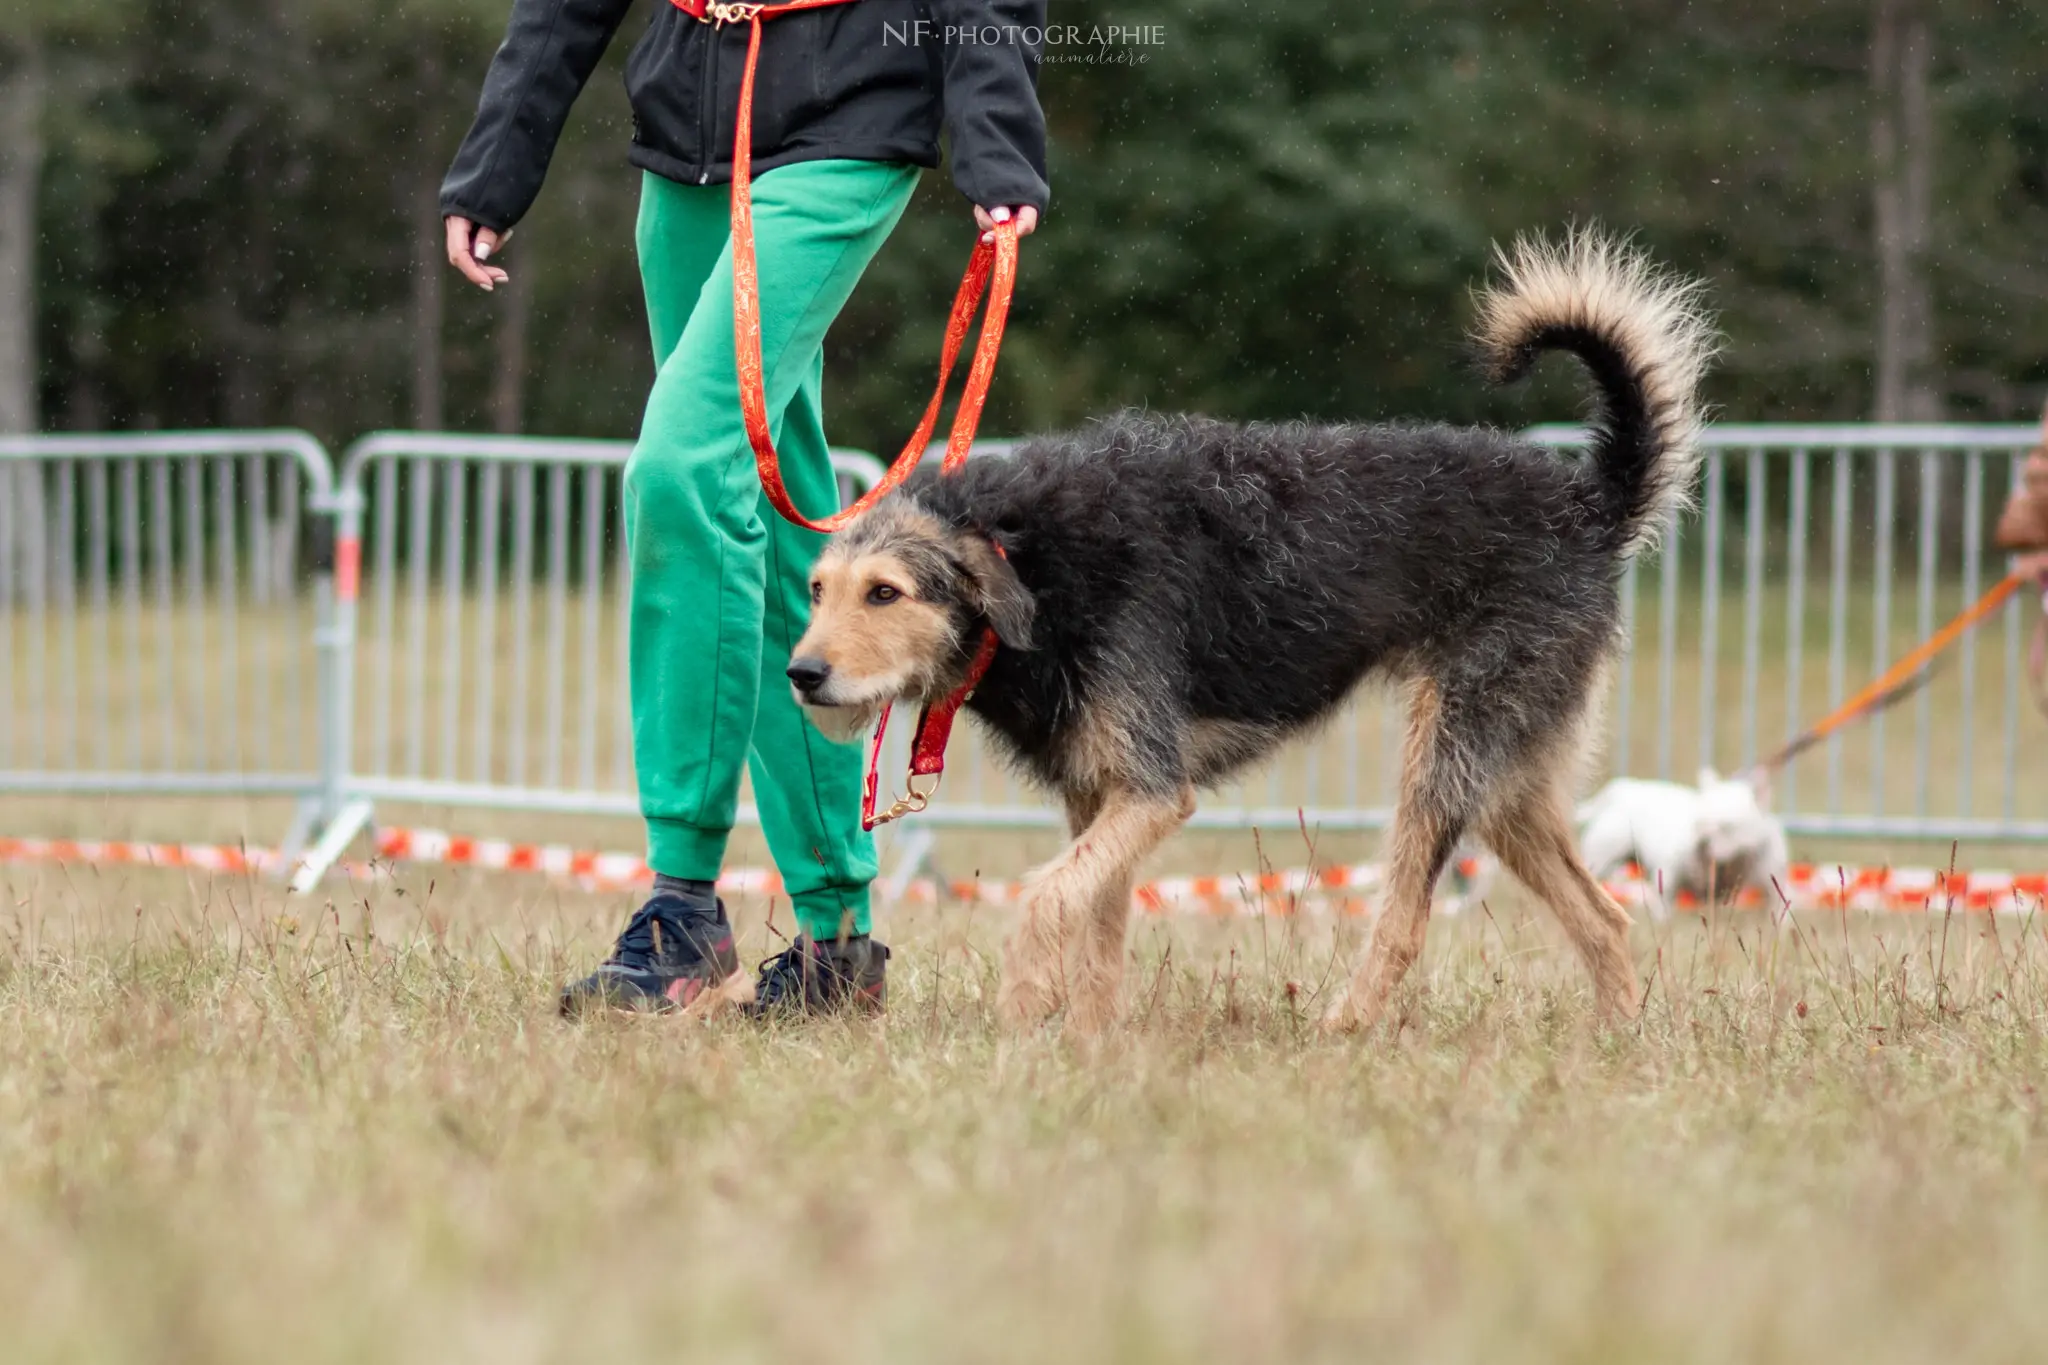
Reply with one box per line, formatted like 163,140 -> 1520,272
329,433 -> 887,822
1530,424 -> 2048,841
0,432 -> 339,823
3,424 -> 2045,884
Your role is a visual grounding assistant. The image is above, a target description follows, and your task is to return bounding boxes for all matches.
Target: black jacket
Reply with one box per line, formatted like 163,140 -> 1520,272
441,0 -> 1049,232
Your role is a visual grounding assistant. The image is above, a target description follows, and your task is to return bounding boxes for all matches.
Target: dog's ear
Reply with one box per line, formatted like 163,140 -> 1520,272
1744,766 -> 1773,808
952,532 -> 1035,649
1697,765 -> 1720,789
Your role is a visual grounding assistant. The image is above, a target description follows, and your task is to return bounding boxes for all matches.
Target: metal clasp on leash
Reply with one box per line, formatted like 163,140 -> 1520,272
707,2 -> 764,24
867,773 -> 940,829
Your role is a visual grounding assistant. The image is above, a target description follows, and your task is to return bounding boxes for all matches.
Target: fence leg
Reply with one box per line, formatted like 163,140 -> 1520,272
290,798 -> 375,893
287,482 -> 370,889
279,797 -> 321,866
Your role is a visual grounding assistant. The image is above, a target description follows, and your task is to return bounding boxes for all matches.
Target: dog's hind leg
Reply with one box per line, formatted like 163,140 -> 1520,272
1481,774 -> 1640,1020
1325,678 -> 1473,1034
999,785 -> 1189,1033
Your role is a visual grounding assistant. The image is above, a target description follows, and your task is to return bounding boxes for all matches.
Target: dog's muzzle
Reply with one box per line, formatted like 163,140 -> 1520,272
786,656 -> 831,697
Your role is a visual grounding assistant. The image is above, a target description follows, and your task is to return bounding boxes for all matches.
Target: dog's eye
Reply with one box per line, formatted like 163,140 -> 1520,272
868,584 -> 901,605
810,581 -> 823,604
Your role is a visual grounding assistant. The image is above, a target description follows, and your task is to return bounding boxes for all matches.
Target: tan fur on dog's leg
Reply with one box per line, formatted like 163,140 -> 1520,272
1324,810 -> 1455,1034
1483,783 -> 1639,1020
999,787 -> 1188,1033
1067,784 -> 1192,1036
1063,871 -> 1136,1038
993,791 -> 1100,1027
997,893 -> 1070,1027
1326,681 -> 1465,1034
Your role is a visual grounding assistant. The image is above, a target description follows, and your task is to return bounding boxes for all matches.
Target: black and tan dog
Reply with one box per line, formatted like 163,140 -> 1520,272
786,230 -> 1714,1034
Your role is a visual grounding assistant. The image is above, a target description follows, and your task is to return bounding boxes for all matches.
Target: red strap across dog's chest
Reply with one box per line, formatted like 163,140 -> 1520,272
860,627 -> 1000,831
910,628 -> 1001,777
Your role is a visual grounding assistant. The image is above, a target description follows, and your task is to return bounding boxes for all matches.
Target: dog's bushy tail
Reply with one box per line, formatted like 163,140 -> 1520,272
1472,228 -> 1717,556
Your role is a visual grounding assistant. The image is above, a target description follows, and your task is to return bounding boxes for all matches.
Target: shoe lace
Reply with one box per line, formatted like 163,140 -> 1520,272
604,897 -> 705,970
752,939 -> 820,1005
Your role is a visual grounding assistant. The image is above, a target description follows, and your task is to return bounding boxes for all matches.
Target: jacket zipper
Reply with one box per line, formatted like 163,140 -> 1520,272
697,24 -> 721,184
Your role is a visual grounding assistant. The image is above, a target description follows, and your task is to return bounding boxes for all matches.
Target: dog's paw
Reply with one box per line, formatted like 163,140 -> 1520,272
1588,964 -> 1644,1022
996,973 -> 1063,1030
1317,998 -> 1368,1037
1063,988 -> 1122,1039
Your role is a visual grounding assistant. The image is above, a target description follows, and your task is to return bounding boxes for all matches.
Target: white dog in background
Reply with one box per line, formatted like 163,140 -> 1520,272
1578,768 -> 1792,923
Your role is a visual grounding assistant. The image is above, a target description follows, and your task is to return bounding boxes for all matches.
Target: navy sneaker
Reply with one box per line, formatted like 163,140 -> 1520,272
743,933 -> 890,1019
559,891 -> 745,1017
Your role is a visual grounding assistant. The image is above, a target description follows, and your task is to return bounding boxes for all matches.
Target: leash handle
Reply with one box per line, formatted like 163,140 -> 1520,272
729,12 -> 1018,534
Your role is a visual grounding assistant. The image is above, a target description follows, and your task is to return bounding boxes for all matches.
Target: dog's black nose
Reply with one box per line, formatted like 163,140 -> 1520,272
786,656 -> 832,693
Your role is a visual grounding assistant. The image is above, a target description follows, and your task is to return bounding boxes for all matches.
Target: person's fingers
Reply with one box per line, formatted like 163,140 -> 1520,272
472,227 -> 510,285
444,216 -> 506,291
977,205 -> 1038,243
445,216 -> 475,268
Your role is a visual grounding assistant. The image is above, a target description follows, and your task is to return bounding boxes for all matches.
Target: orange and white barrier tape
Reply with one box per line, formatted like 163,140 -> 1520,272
4,825 -> 2045,918
374,825 -> 1484,915
0,834 -> 289,877
0,834 -> 385,884
1606,862 -> 2048,916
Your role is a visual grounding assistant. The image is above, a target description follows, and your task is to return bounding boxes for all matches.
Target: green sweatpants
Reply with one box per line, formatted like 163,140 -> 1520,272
626,161 -> 919,940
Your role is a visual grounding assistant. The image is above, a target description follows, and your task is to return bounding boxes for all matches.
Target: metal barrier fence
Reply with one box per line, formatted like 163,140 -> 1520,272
0,433 -> 343,844
4,425 -> 2047,882
1529,424 -> 2048,842
327,434 -> 886,817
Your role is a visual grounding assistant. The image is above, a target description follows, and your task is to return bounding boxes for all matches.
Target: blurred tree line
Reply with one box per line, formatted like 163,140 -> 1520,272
2,0 -> 2045,451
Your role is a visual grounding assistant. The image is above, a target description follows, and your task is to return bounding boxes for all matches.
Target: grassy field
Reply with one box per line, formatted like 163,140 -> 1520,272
4,853 -> 2047,1364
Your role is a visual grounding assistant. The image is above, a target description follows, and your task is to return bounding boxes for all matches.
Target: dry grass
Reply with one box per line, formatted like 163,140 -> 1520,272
4,853 -> 2048,1365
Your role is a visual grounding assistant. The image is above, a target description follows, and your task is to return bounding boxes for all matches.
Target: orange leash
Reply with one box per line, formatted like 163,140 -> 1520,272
679,0 -> 1022,822
712,0 -> 1020,531
1757,572 -> 2028,772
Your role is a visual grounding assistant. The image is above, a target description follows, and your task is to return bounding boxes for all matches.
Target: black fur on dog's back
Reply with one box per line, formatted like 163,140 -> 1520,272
894,232 -> 1712,803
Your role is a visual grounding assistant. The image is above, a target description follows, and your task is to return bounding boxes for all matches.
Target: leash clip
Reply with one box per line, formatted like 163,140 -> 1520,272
708,2 -> 763,24
867,774 -> 939,829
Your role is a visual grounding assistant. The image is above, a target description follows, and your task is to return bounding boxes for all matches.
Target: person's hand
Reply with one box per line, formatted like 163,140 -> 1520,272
973,204 -> 1038,244
445,215 -> 511,292
2016,549 -> 2048,591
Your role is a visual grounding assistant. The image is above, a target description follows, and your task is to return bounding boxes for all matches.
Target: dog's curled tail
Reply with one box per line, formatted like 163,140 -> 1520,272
1473,228 -> 1717,556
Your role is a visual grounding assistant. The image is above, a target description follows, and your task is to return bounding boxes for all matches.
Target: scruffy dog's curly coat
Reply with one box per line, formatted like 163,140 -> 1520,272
788,231 -> 1715,1033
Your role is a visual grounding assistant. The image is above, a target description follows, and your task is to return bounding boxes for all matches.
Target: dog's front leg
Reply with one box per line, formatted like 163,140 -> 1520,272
997,883 -> 1071,1029
999,787 -> 1190,1033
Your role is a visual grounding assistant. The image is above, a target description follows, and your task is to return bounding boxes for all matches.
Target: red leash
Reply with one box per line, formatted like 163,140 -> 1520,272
675,0 -> 1020,825
687,0 -> 1021,529
862,629 -> 1002,828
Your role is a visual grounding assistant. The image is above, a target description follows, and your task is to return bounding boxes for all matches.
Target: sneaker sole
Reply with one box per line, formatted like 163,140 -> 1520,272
561,970 -> 753,1021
